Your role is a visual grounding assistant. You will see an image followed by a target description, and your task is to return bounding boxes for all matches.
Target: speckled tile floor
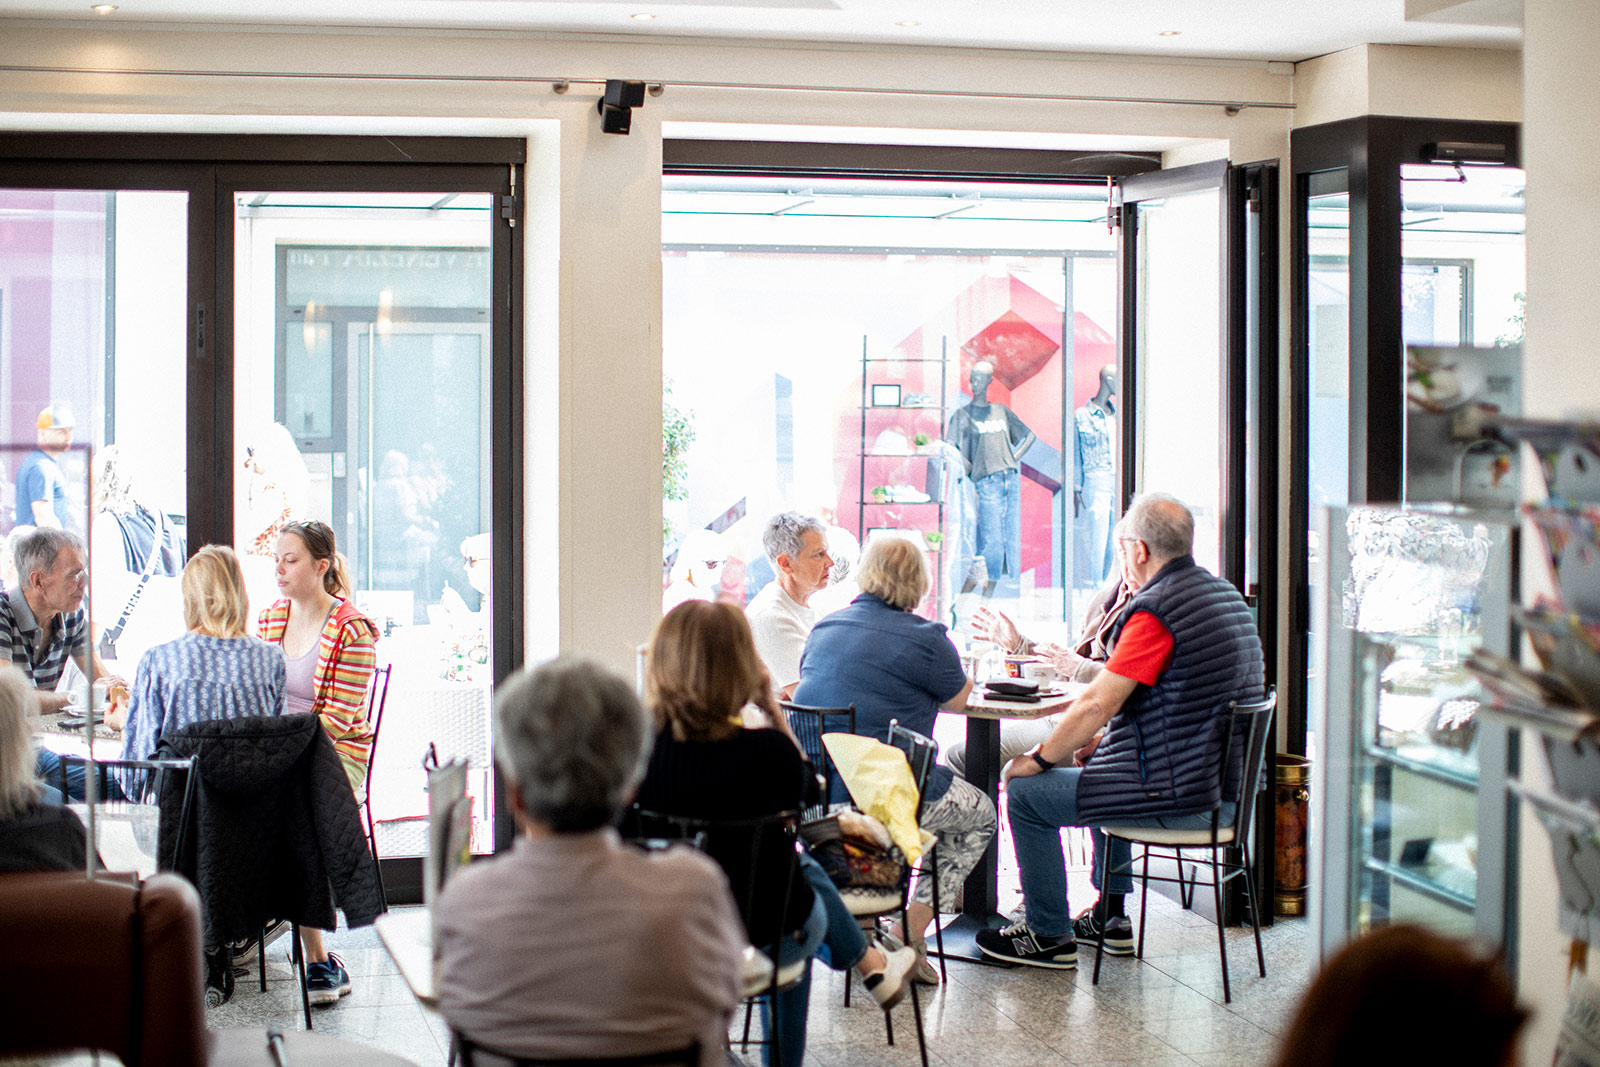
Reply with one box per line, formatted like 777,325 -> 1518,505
199,867 -> 1313,1067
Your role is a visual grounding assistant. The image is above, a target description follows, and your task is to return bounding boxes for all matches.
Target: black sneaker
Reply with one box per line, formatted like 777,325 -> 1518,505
230,919 -> 291,967
204,945 -> 236,1008
1072,912 -> 1135,956
974,920 -> 1077,969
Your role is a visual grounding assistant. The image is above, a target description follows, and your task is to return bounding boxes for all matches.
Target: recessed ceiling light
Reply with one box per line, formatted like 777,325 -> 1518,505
897,20 -> 920,27
91,3 -> 118,12
631,12 -> 655,20
1158,29 -> 1181,37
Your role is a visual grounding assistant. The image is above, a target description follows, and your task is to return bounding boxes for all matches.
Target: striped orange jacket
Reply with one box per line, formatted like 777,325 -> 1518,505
258,597 -> 380,791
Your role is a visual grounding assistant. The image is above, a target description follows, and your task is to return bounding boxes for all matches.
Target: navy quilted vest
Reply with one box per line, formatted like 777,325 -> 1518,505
1077,555 -> 1265,821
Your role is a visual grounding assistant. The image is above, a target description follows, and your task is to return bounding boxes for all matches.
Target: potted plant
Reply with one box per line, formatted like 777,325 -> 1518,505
913,432 -> 931,451
924,531 -> 944,550
871,485 -> 890,504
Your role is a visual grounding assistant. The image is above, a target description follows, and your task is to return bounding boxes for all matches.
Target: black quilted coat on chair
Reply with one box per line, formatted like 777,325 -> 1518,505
155,713 -> 383,947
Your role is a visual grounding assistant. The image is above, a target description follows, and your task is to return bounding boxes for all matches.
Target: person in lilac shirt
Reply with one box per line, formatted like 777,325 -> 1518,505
112,545 -> 285,796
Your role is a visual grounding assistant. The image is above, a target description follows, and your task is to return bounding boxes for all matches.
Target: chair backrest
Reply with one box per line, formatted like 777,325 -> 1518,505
626,807 -> 802,959
454,1033 -> 702,1067
1218,688 -> 1278,837
366,663 -> 394,761
884,719 -> 938,823
60,754 -> 199,874
782,702 -> 854,817
0,870 -> 210,1067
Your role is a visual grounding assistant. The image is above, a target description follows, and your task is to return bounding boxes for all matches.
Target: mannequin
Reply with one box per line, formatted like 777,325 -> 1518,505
1073,364 -> 1118,589
946,360 -> 1035,595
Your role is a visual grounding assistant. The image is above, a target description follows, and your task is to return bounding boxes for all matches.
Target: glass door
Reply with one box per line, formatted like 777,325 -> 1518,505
231,190 -> 502,863
1119,160 -> 1242,587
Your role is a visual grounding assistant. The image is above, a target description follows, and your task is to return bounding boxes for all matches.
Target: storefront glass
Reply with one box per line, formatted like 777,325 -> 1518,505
662,176 -> 1118,647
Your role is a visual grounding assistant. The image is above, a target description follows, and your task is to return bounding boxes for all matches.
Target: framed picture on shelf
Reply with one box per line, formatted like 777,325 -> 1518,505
870,383 -> 902,407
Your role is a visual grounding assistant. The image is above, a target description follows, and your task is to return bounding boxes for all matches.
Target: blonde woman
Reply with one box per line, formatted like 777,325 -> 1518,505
792,533 -> 994,984
114,545 -> 285,773
0,664 -> 93,871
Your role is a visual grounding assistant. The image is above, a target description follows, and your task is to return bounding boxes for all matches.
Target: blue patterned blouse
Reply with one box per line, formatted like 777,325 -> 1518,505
118,632 -> 286,789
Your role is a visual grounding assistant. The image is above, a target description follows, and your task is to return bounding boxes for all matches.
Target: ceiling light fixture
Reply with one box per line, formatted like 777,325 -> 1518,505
91,3 -> 118,12
1159,30 -> 1181,37
631,12 -> 655,20
897,20 -> 920,27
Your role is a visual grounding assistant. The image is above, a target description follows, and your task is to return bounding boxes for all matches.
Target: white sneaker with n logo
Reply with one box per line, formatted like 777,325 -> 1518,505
974,921 -> 1078,969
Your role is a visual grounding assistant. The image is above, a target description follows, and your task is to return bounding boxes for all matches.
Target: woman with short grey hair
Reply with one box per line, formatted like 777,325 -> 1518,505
761,511 -> 827,567
436,656 -> 746,1067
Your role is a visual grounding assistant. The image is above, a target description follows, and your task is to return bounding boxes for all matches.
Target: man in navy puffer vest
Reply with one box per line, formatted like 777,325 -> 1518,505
975,493 -> 1264,970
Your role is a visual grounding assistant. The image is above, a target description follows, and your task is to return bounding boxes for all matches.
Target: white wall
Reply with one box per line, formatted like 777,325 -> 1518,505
1520,1 -> 1600,1062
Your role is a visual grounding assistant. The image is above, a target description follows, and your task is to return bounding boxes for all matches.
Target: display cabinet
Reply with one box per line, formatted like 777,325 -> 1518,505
1313,504 -> 1517,952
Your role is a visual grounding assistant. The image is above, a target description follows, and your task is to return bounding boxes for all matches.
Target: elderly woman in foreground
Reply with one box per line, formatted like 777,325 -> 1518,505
792,534 -> 995,984
436,657 -> 745,1067
0,665 -> 97,872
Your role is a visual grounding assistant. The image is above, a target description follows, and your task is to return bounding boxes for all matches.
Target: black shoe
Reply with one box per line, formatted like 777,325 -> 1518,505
974,920 -> 1077,969
204,945 -> 236,1007
1073,912 -> 1135,956
230,919 -> 291,966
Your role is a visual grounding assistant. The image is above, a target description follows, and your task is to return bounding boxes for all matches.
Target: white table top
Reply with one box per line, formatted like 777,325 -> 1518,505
375,908 -> 438,1008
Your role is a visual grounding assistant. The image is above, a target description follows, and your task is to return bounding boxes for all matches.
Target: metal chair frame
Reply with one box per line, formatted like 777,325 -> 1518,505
359,663 -> 394,910
453,1035 -> 701,1067
1090,689 -> 1278,1004
626,807 -> 804,1067
780,702 -> 855,821
56,754 -> 199,874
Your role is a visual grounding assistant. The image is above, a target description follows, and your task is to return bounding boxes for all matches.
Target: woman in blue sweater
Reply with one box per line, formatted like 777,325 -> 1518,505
112,545 -> 286,789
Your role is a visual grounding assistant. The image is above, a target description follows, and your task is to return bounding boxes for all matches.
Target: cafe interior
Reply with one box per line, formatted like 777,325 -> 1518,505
0,0 -> 1595,1064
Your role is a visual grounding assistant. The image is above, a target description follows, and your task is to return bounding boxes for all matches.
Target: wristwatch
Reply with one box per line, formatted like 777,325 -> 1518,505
1029,747 -> 1056,771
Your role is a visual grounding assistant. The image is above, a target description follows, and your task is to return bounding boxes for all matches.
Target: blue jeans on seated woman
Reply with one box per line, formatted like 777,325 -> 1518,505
1007,765 -> 1235,942
35,748 -> 127,805
760,851 -> 869,1067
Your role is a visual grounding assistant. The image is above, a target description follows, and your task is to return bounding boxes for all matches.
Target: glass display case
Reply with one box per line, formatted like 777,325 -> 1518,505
1313,504 -> 1516,951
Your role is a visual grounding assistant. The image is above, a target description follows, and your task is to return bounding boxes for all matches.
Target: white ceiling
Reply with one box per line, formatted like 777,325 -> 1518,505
0,0 -> 1522,63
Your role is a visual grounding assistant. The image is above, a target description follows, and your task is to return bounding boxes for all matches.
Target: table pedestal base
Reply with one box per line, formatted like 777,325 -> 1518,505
930,912 -> 1016,967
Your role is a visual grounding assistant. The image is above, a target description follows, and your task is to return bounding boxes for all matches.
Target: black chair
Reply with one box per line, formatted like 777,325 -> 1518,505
625,807 -> 804,1067
781,702 -> 854,820
358,663 -> 393,910
453,1037 -> 701,1067
157,714 -> 385,1030
1090,689 -> 1278,1004
56,754 -> 199,874
824,722 -> 930,1067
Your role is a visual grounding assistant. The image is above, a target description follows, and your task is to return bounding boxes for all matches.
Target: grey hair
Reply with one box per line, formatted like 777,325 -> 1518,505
762,511 -> 826,565
1123,492 -> 1194,561
15,527 -> 84,588
492,656 -> 651,834
0,666 -> 42,818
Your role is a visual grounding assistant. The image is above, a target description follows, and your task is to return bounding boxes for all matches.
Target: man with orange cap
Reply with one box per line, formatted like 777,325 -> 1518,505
15,405 -> 75,530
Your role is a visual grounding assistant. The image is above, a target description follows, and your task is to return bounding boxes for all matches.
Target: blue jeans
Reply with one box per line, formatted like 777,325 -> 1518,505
1007,767 -> 1233,940
974,468 -> 1021,582
759,852 -> 869,1067
35,748 -> 127,804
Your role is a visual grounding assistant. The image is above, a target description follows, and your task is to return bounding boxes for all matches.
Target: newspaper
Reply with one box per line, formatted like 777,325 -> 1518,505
1556,973 -> 1600,1067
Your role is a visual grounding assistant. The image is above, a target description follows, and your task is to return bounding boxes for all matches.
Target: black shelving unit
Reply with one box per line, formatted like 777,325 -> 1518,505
856,338 -> 950,619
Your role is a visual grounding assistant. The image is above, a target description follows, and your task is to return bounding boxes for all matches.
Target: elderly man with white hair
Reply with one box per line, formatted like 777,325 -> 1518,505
436,656 -> 744,1067
744,511 -> 833,698
976,493 -> 1265,970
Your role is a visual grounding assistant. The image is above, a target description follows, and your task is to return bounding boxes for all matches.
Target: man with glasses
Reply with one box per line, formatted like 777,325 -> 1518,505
975,493 -> 1264,970
1,528 -> 126,801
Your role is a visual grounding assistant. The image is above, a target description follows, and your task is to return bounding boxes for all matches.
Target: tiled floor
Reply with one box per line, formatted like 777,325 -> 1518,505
206,880 -> 1313,1067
